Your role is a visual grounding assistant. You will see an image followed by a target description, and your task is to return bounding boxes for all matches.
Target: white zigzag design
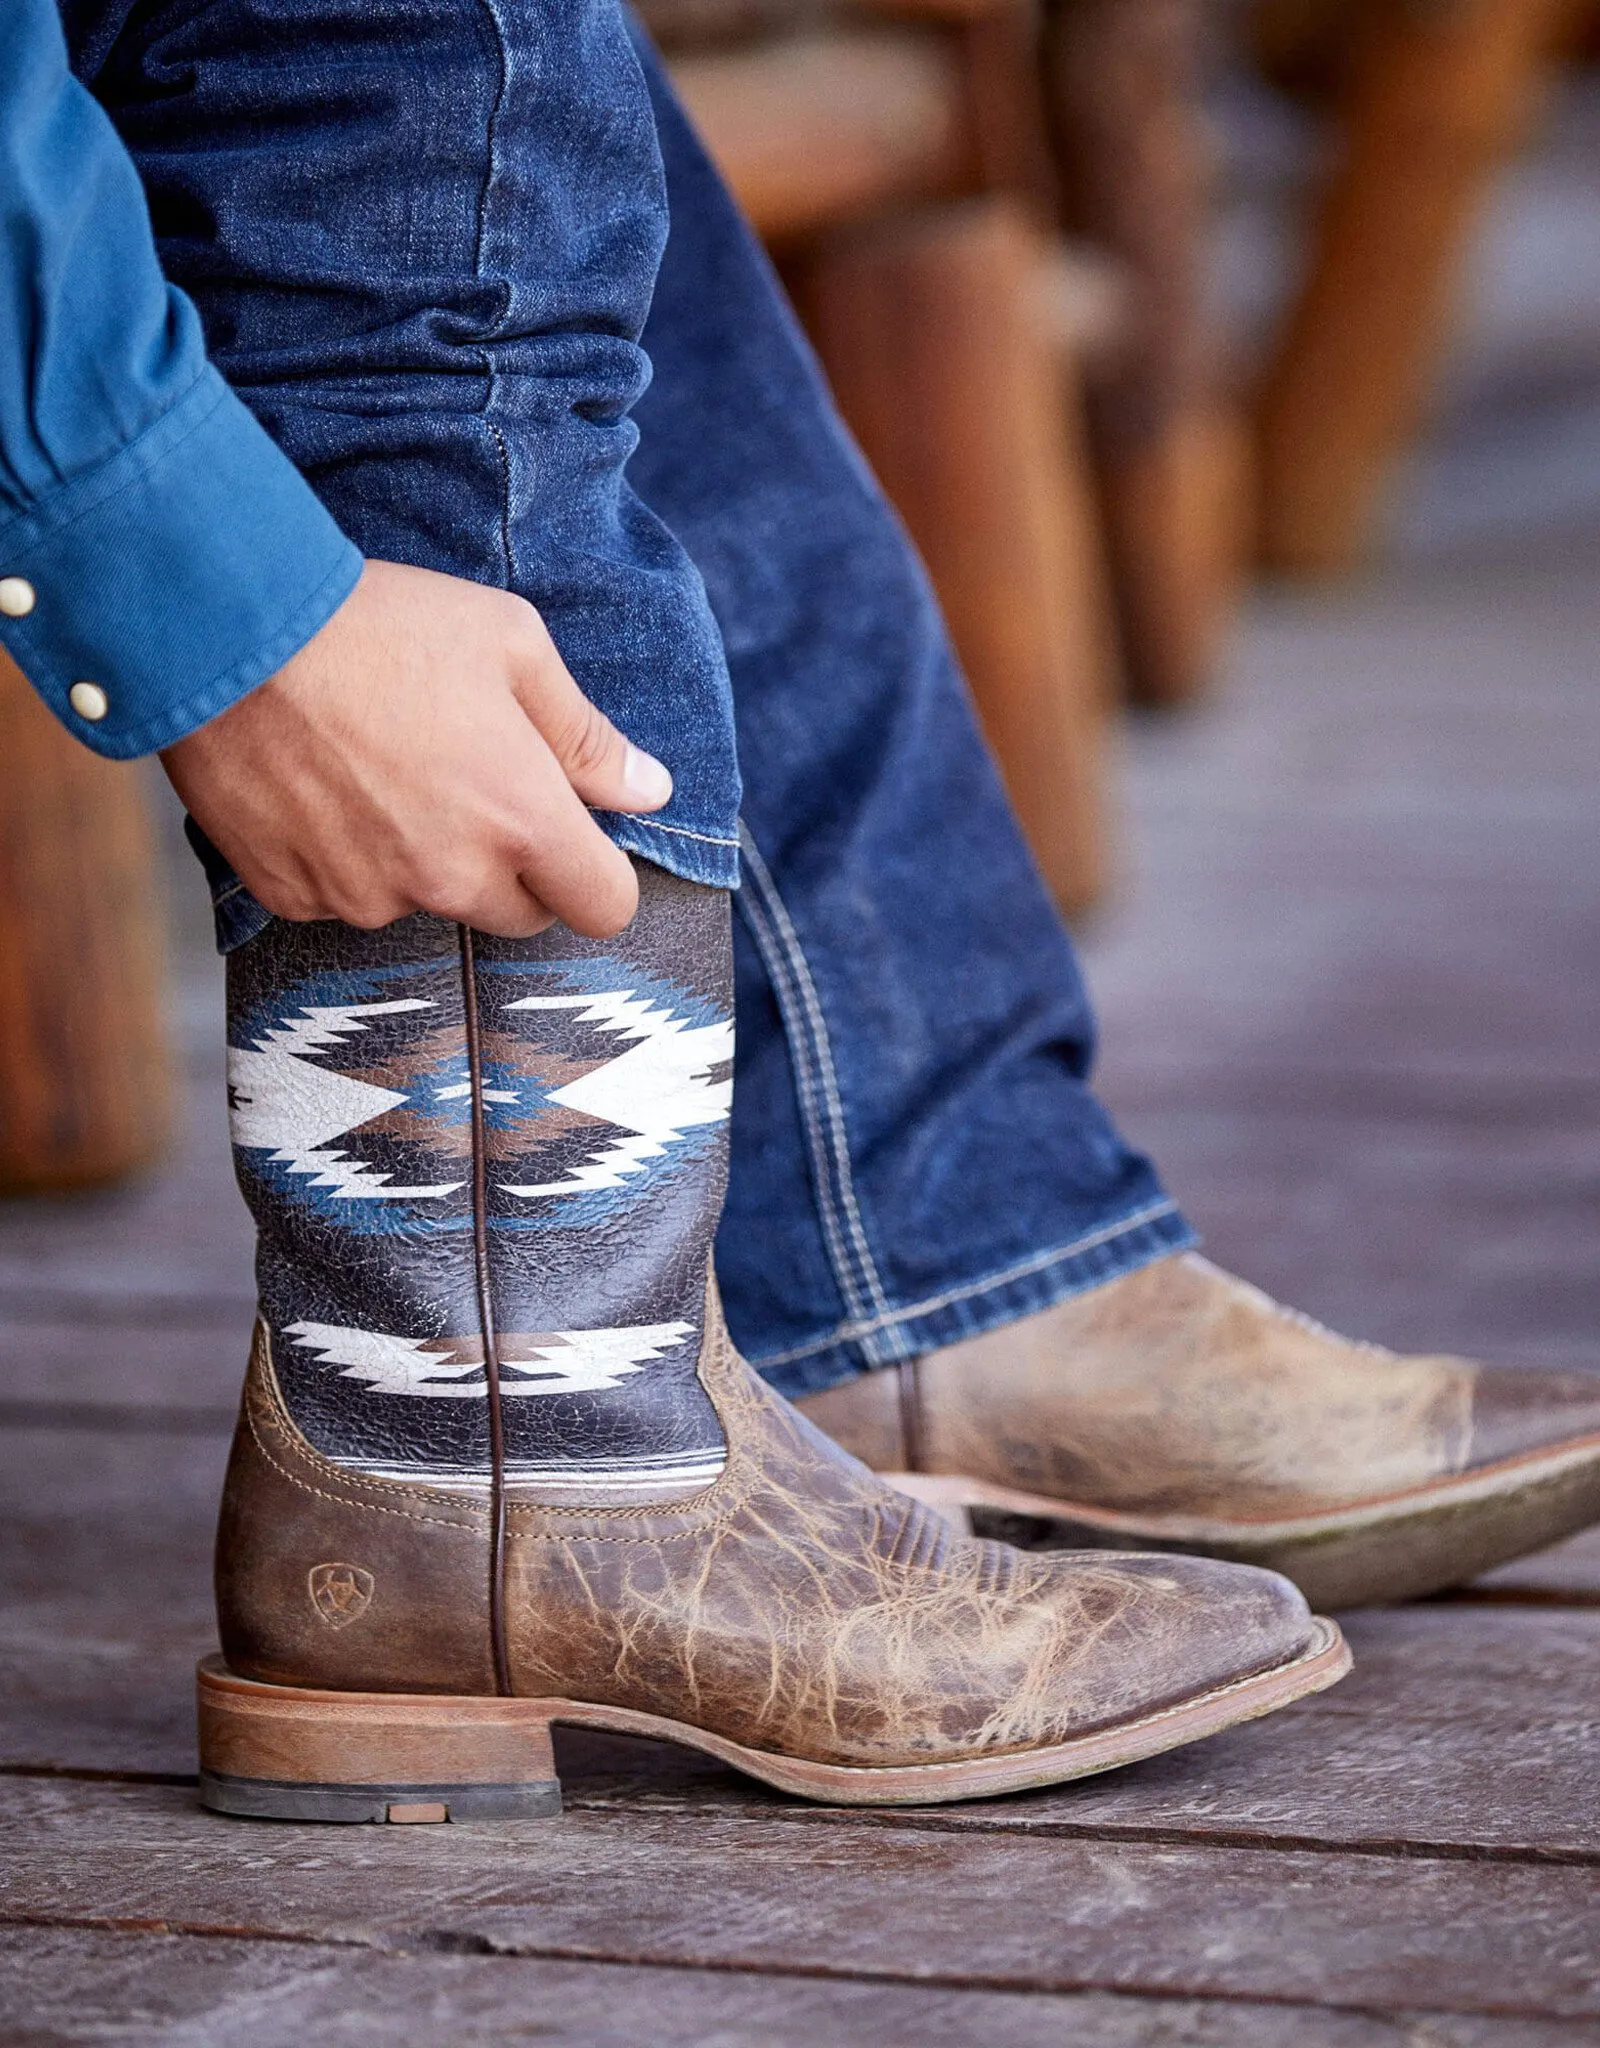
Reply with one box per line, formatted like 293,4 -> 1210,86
285,1318 -> 697,1397
229,998 -> 462,1201
497,991 -> 732,1199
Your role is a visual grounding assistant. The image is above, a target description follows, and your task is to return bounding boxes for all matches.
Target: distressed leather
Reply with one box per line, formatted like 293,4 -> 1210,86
225,863 -> 733,1497
216,1283 -> 1318,1763
217,877 -> 1320,1763
800,1252 -> 1600,1517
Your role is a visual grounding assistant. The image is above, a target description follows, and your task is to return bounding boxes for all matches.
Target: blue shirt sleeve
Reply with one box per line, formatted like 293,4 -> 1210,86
0,0 -> 363,758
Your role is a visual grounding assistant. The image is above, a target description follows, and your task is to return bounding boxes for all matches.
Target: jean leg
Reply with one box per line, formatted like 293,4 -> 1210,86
81,0 -> 740,895
629,46 -> 1194,1398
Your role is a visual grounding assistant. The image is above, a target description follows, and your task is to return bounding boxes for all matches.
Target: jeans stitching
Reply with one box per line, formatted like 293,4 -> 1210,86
634,818 -> 742,848
737,828 -> 896,1337
740,841 -> 891,1326
734,880 -> 870,1326
473,0 -> 516,591
746,1199 -> 1182,1369
738,834 -> 891,1320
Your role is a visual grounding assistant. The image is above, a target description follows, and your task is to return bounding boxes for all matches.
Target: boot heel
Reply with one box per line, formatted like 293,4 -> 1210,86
196,1655 -> 562,1824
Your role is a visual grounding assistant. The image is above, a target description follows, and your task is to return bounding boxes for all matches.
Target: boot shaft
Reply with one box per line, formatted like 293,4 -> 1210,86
224,863 -> 733,1500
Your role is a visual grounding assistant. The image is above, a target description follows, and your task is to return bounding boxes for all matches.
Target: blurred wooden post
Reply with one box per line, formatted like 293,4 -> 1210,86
1042,0 -> 1251,707
668,29 -> 969,239
1256,0 -> 1573,577
0,652 -> 172,1191
796,198 -> 1115,914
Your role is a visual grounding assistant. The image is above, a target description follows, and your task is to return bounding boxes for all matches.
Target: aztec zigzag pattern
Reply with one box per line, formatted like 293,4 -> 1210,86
227,977 -> 732,1211
285,1317 -> 699,1399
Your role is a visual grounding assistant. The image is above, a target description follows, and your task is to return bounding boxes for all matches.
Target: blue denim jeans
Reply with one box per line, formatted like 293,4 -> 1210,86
81,0 -> 1193,1399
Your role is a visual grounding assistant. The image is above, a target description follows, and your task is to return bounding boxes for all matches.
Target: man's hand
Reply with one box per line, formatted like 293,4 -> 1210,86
161,560 -> 671,939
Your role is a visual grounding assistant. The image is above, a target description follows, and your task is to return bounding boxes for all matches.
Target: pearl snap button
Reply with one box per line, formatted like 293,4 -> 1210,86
69,681 -> 109,722
0,577 -> 36,618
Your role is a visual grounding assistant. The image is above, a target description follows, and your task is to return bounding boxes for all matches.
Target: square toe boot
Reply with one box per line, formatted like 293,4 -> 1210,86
201,871 -> 1347,1822
798,1253 -> 1600,1608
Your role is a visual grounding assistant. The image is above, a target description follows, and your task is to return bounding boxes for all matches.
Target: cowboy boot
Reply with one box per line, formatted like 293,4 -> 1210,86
799,1252 -> 1600,1608
199,870 -> 1347,1822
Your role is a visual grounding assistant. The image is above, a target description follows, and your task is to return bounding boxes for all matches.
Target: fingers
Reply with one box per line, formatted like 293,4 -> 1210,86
504,600 -> 673,814
431,875 -> 559,942
246,852 -> 566,941
164,569 -> 653,946
496,735 -> 642,937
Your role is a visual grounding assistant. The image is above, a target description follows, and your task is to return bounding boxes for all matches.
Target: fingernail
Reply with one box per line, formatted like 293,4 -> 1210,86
623,743 -> 673,808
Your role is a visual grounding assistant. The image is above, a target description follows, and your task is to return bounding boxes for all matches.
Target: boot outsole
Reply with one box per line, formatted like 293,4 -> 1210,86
199,1771 -> 562,1823
196,1620 -> 1349,1823
883,1434 -> 1600,1608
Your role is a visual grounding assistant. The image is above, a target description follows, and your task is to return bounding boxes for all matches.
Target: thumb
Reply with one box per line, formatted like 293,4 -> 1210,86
507,604 -> 673,814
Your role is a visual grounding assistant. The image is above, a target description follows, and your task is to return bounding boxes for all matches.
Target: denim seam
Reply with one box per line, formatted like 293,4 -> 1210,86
747,1198 -> 1182,1370
736,827 -> 900,1347
473,0 -> 516,589
736,837 -> 888,1330
641,819 -> 742,849
734,876 -> 863,1321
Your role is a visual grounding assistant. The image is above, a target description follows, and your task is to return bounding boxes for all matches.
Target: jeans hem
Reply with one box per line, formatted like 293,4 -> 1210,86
752,1201 -> 1198,1402
606,813 -> 742,891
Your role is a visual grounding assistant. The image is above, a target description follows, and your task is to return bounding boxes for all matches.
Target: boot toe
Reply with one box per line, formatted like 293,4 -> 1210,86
1468,1365 -> 1600,1470
1024,1548 -> 1321,1742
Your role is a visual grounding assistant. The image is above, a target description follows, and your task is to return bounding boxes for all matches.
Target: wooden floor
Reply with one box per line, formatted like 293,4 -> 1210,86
6,121 -> 1600,2048
3,564 -> 1599,2045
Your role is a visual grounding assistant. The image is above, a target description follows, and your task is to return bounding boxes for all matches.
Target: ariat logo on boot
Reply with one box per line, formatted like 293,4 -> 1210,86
308,1563 -> 374,1629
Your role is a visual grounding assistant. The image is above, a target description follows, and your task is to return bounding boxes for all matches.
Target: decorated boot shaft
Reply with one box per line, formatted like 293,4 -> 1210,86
223,861 -> 734,1505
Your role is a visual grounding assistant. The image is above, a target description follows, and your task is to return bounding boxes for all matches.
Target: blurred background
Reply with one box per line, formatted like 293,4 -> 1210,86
2,0 -> 1598,1422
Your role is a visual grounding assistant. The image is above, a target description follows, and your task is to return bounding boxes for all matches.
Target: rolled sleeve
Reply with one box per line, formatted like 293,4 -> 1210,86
0,363 -> 361,758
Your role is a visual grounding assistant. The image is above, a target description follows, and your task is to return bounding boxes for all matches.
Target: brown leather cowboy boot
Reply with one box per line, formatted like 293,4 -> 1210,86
200,872 -> 1347,1822
799,1253 -> 1600,1608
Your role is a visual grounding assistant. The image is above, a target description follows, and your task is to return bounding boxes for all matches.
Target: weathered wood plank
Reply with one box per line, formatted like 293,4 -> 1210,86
6,1926 -> 1590,2048
31,1151 -> 1590,1421
0,1314 -> 246,1416
1454,1525 -> 1600,1604
2,1779 -> 1596,2018
0,1426 -> 223,1600
0,1151 -> 253,1323
0,1025 -> 251,1319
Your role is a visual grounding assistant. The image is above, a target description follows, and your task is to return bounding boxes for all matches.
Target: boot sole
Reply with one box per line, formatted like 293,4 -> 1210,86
881,1433 -> 1600,1608
196,1620 -> 1348,1822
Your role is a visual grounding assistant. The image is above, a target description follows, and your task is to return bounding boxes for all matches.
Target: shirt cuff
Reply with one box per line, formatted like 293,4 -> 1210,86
0,363 -> 362,759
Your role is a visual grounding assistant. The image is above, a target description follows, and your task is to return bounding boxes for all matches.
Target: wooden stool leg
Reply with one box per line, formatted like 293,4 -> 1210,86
1255,0 -> 1573,578
794,198 -> 1116,916
0,653 -> 172,1191
1043,0 -> 1250,708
